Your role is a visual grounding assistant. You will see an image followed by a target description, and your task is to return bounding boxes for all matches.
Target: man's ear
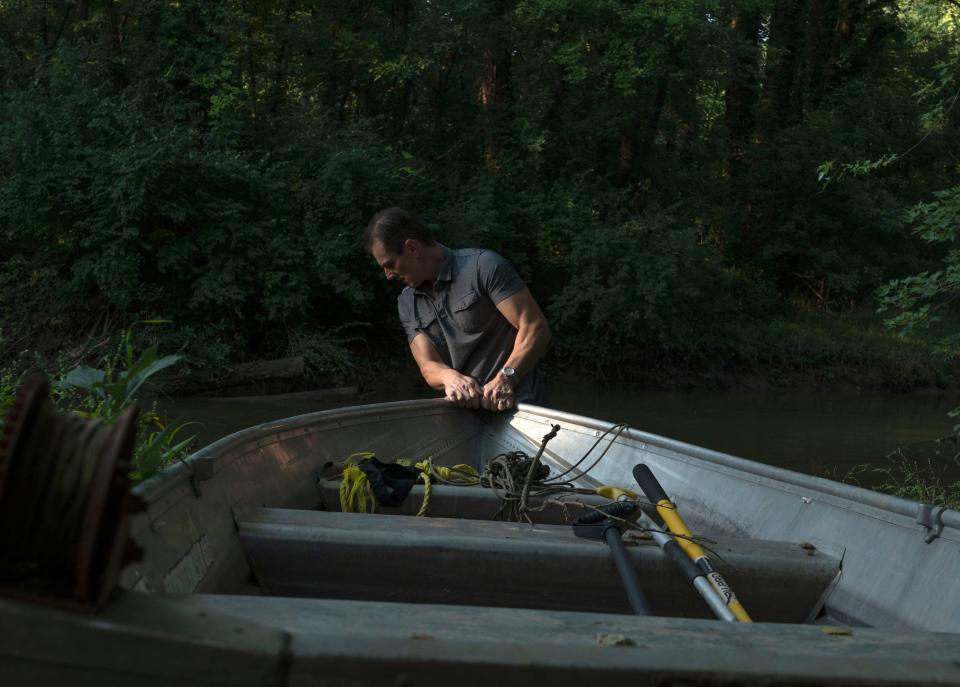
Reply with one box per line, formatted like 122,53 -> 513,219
403,238 -> 419,255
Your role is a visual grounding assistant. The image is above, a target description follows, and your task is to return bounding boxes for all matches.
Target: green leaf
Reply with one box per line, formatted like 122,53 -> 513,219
55,366 -> 107,397
117,347 -> 181,406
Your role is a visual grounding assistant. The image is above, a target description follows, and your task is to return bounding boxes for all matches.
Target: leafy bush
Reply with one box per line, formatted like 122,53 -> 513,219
286,325 -> 368,379
1,0 -> 957,390
549,212 -> 769,365
53,332 -> 195,483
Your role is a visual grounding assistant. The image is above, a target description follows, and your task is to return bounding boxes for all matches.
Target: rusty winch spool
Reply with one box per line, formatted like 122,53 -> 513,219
0,373 -> 143,609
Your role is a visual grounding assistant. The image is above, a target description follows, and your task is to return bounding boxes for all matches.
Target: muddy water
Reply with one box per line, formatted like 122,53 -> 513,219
156,380 -> 960,478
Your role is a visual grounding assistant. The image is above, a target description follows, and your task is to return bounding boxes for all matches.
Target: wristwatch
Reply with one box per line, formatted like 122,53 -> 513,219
500,366 -> 517,388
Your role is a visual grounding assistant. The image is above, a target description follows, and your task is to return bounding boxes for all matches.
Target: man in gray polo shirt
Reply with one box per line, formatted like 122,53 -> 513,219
364,207 -> 551,411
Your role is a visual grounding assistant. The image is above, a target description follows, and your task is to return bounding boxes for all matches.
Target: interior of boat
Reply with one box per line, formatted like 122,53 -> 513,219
126,400 -> 841,626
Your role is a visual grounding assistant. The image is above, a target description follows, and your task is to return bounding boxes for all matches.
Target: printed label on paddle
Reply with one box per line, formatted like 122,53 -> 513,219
707,571 -> 737,605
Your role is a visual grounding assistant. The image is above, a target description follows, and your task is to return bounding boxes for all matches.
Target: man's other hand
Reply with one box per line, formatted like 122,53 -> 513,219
443,374 -> 483,409
482,375 -> 515,412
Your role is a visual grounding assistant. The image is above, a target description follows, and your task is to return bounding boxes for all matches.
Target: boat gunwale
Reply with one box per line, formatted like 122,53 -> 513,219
133,399 -> 460,503
517,404 -> 960,531
133,399 -> 960,532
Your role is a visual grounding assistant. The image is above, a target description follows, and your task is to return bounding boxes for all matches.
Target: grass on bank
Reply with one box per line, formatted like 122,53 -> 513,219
819,435 -> 960,511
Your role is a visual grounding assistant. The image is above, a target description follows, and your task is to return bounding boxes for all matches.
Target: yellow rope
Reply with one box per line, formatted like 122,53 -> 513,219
416,470 -> 431,516
345,451 -> 376,465
414,459 -> 480,485
396,458 -> 429,516
339,453 -> 480,517
339,453 -> 378,513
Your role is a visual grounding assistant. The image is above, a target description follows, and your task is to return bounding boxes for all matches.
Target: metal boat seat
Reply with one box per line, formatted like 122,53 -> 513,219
236,507 -> 840,622
317,478 -> 617,523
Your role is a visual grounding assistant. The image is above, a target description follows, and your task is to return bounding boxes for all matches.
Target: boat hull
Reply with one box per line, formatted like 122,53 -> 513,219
123,399 -> 960,631
5,399 -> 960,685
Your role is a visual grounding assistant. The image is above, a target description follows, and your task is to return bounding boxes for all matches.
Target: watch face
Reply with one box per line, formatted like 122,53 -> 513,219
502,366 -> 516,377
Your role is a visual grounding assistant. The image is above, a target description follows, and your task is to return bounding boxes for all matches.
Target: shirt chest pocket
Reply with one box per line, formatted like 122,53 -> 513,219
451,288 -> 496,334
403,309 -> 448,353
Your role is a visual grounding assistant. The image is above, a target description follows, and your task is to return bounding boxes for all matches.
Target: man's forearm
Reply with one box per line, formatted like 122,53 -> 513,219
504,319 -> 552,378
417,358 -> 460,390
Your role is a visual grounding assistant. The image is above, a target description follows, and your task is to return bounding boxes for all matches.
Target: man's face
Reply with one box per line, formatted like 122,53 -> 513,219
371,239 -> 422,288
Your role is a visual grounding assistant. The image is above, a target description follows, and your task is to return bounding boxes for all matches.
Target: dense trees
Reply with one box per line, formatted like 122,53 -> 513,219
0,1 -> 957,383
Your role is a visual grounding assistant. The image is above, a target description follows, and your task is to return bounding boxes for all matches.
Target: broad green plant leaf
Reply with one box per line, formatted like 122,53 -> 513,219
55,366 -> 108,398
118,347 -> 182,407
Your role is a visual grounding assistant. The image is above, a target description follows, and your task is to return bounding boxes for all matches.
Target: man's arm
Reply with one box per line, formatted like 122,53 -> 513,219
482,287 -> 552,410
409,334 -> 484,408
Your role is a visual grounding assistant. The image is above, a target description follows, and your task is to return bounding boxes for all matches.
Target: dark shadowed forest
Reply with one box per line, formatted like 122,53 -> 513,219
2,0 -> 959,393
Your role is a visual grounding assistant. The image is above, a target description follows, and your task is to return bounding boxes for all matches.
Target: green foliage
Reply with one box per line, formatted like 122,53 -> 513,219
821,455 -> 960,511
550,212 -> 764,364
0,324 -> 196,481
286,325 -> 367,378
878,179 -> 960,341
0,0 -> 958,387
817,154 -> 900,186
52,332 -> 195,483
131,407 -> 197,484
55,340 -> 180,423
875,437 -> 960,511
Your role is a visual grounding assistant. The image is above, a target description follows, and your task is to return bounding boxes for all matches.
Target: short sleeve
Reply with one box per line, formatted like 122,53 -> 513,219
397,290 -> 420,343
476,250 -> 526,305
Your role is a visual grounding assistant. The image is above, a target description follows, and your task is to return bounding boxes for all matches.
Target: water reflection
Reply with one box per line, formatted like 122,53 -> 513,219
544,381 -> 960,476
156,381 -> 960,477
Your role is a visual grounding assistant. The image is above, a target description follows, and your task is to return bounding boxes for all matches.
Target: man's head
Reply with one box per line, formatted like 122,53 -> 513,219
364,207 -> 440,288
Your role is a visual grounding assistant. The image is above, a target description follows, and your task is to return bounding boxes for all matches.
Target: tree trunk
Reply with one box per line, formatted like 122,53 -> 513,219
242,8 -> 260,120
49,1 -> 75,50
433,59 -> 450,140
618,78 -> 667,189
724,11 -> 761,194
480,47 -> 512,174
479,1 -> 513,174
822,0 -> 867,91
391,0 -> 412,139
765,0 -> 805,129
803,0 -> 838,110
268,0 -> 298,113
102,0 -> 128,89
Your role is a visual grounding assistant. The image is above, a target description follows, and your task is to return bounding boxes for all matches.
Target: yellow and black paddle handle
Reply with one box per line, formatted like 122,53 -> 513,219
632,464 -> 753,623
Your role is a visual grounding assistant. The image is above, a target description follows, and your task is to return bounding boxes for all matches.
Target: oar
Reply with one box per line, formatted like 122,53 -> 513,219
572,501 -> 651,615
638,510 -> 737,621
632,463 -> 753,623
599,486 -> 736,621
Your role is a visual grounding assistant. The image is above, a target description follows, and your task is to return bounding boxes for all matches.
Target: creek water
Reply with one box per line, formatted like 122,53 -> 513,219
156,379 -> 960,480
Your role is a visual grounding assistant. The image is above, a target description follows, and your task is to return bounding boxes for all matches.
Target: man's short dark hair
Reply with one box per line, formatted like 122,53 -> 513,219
364,207 -> 436,254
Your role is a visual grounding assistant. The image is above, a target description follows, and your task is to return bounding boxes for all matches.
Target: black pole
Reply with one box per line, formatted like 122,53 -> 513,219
572,501 -> 651,616
602,525 -> 651,616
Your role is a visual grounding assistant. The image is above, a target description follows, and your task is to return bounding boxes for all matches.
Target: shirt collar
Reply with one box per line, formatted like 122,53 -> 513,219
436,245 -> 453,283
415,245 -> 452,295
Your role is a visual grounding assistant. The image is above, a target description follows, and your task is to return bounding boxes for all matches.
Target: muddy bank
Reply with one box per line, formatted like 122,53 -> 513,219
144,350 -> 960,402
609,356 -> 960,394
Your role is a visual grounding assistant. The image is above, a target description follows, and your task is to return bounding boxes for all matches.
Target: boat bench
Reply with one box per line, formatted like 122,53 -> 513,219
317,478 -> 621,524
237,507 -> 840,622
